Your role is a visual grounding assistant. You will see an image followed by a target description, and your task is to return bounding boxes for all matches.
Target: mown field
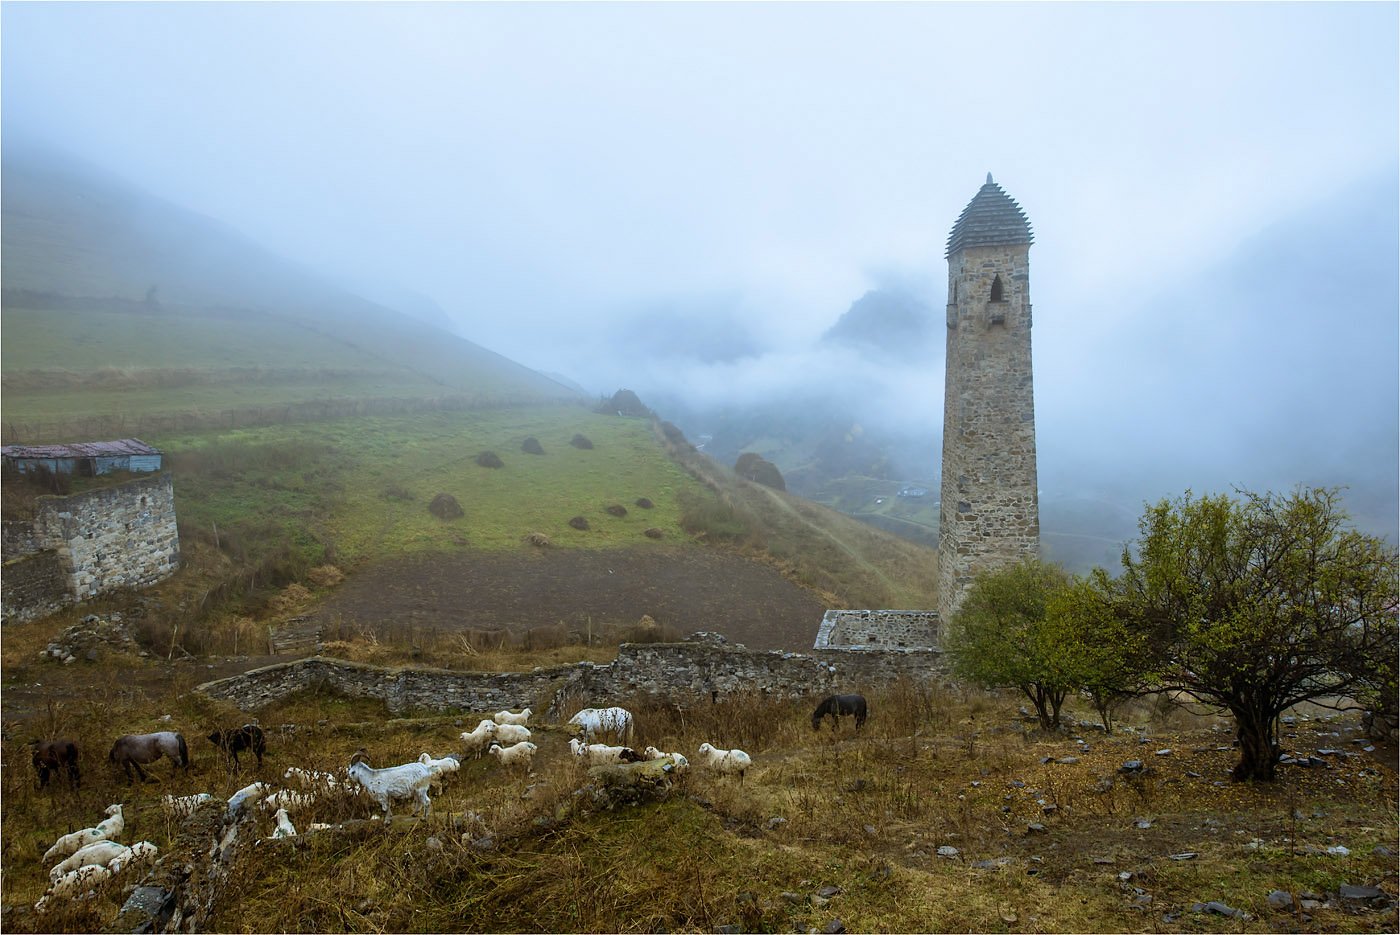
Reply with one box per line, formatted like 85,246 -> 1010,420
2,664 -> 1394,934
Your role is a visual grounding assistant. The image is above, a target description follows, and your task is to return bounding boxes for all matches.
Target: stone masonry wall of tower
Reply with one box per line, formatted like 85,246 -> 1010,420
937,233 -> 1040,620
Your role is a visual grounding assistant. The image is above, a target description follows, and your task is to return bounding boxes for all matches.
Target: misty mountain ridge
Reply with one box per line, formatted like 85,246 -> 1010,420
1,139 -> 578,403
820,287 -> 943,363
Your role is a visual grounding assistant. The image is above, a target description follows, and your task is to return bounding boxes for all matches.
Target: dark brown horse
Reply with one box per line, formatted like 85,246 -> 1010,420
30,739 -> 81,789
811,694 -> 868,731
208,724 -> 266,770
109,731 -> 190,783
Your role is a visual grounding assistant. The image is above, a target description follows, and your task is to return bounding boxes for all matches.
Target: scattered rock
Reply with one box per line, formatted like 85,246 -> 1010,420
425,836 -> 443,852
1120,760 -> 1144,773
1134,819 -> 1152,830
1197,900 -> 1250,920
1168,852 -> 1198,861
1325,845 -> 1351,857
1056,756 -> 1079,765
1338,884 -> 1385,902
822,920 -> 846,934
863,824 -> 877,837
428,493 -> 464,520
817,886 -> 842,899
781,892 -> 804,905
972,858 -> 1011,870
766,817 -> 788,831
1025,823 -> 1047,835
1154,748 -> 1173,756
936,845 -> 960,858
1373,845 -> 1394,858
1266,890 -> 1295,910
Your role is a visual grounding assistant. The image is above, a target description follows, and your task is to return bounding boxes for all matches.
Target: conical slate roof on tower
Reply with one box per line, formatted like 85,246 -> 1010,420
944,173 -> 1034,257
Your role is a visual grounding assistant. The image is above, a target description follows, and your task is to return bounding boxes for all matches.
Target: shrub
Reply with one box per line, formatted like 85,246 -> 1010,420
521,436 -> 545,455
568,516 -> 590,531
635,497 -> 654,509
523,531 -> 551,548
306,564 -> 345,588
429,493 -> 464,520
605,504 -> 628,517
658,421 -> 689,446
382,484 -> 415,501
595,388 -> 650,417
476,450 -> 504,469
734,452 -> 786,491
644,527 -> 664,539
569,434 -> 594,450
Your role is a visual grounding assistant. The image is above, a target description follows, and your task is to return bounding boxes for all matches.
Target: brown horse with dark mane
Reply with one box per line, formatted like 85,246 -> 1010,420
30,739 -> 81,789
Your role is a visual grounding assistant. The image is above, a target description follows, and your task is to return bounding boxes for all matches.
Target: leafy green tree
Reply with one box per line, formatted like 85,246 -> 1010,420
1044,573 -> 1153,731
1112,487 -> 1397,781
944,559 -> 1077,730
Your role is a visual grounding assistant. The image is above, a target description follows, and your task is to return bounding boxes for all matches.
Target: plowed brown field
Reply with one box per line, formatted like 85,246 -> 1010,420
309,547 -> 833,651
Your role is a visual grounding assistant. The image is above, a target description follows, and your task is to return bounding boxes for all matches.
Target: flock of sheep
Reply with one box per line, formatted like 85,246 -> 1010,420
32,702 -> 757,912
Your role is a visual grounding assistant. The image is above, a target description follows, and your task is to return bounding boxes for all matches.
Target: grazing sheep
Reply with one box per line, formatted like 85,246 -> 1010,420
487,740 -> 538,770
48,840 -> 127,883
418,752 -> 461,789
161,792 -> 214,817
35,863 -> 111,912
283,766 -> 349,792
458,719 -> 498,758
642,746 -> 690,771
569,738 -> 644,765
494,708 -> 532,726
492,723 -> 532,745
567,707 -> 634,744
261,789 -> 318,812
106,841 -> 157,874
346,750 -> 434,822
697,742 -> 753,782
226,781 -> 270,819
42,804 -> 123,863
272,808 -> 298,839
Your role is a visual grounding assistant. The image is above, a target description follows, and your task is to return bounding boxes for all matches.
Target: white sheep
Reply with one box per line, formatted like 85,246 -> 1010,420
346,751 -> 434,822
283,766 -> 350,792
697,742 -> 752,782
643,746 -> 690,771
261,789 -> 318,812
35,864 -> 112,913
42,804 -> 123,863
226,781 -> 270,819
459,719 -> 498,757
272,807 -> 298,839
492,723 -> 532,745
161,792 -> 213,817
487,740 -> 537,770
106,841 -> 157,874
494,707 -> 532,726
48,840 -> 128,883
569,738 -> 643,765
567,706 -> 634,744
418,752 -> 461,789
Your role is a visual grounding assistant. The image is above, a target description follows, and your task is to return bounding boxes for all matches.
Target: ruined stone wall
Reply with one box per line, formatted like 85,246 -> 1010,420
2,520 -> 41,560
1,550 -> 70,624
812,609 -> 940,650
195,636 -> 949,715
938,241 -> 1040,620
32,472 -> 181,602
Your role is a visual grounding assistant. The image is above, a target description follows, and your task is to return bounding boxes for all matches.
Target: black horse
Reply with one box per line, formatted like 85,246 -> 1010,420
30,739 -> 81,789
811,694 -> 868,731
208,724 -> 266,770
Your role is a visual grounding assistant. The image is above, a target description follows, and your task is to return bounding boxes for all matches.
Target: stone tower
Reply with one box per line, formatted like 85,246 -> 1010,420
937,174 -> 1040,621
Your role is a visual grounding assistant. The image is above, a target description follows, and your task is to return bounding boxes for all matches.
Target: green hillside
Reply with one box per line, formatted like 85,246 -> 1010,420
1,146 -> 579,442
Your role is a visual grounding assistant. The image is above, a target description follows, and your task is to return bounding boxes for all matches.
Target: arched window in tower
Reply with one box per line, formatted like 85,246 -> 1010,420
990,274 -> 1004,303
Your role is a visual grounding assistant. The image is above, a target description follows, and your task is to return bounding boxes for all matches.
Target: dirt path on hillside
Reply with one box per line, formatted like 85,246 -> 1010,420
309,547 -> 830,652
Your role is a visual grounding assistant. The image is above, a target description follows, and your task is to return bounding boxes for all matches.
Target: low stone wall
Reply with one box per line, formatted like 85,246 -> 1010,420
813,609 -> 941,650
1,550 -> 69,624
2,520 -> 41,561
195,635 -> 950,716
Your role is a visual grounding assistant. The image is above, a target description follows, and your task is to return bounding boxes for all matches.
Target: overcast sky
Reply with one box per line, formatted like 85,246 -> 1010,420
4,1 -> 1398,533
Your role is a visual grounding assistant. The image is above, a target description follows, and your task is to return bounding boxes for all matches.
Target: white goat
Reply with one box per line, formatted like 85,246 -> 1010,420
643,746 -> 690,772
487,740 -> 537,770
346,751 -> 434,822
262,789 -> 318,812
42,804 -> 123,863
35,864 -> 112,912
492,723 -> 532,745
494,707 -> 531,726
567,706 -> 634,744
697,742 -> 752,782
161,792 -> 213,817
459,719 -> 498,757
226,781 -> 270,819
418,752 -> 461,789
569,737 -> 643,765
272,808 -> 298,839
48,840 -> 127,883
